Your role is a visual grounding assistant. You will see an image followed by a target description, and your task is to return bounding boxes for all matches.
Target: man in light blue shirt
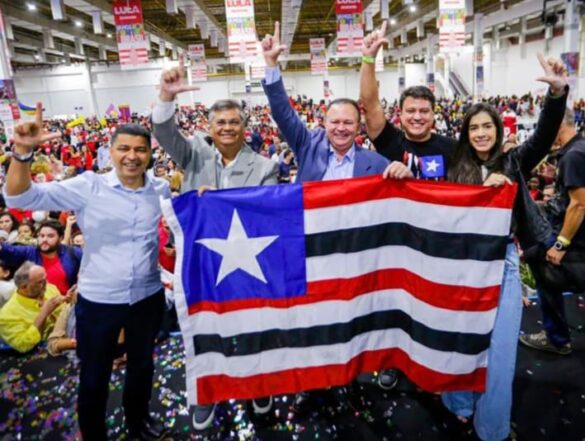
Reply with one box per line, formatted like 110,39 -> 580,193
4,104 -> 170,441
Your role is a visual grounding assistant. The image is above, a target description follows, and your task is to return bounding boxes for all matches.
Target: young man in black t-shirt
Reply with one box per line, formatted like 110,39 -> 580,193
520,108 -> 585,355
360,22 -> 456,180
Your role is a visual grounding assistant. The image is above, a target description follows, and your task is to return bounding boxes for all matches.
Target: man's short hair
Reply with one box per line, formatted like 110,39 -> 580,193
37,219 -> 65,237
14,261 -> 35,288
111,124 -> 151,149
209,100 -> 247,125
326,98 -> 361,122
399,86 -> 436,110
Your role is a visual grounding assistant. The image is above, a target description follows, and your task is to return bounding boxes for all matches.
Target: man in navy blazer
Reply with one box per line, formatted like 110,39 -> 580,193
261,24 -> 388,184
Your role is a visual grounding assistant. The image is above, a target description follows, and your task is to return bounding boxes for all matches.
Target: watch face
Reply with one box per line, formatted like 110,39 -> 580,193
553,240 -> 564,251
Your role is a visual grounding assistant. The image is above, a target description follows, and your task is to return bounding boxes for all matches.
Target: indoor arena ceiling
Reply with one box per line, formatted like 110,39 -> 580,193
0,0 -> 569,71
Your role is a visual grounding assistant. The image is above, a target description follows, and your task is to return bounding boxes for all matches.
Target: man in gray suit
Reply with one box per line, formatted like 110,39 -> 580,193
152,65 -> 277,431
152,66 -> 278,194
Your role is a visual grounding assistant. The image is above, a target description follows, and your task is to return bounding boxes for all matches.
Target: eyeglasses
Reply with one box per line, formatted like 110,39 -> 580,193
213,119 -> 242,128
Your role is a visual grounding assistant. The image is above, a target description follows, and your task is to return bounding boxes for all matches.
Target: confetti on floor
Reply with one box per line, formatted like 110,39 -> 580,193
1,295 -> 585,440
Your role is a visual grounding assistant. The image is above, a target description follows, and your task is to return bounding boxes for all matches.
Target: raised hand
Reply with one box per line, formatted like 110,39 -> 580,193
362,20 -> 389,58
262,21 -> 287,67
159,53 -> 200,102
536,52 -> 568,96
13,102 -> 61,152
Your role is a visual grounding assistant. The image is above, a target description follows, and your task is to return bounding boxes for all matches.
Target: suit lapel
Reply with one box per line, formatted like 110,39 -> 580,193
353,147 -> 372,178
228,146 -> 254,187
316,139 -> 330,180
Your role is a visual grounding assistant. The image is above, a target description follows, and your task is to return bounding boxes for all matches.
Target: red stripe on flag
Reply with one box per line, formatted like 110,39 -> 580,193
187,268 -> 499,315
195,347 -> 487,404
302,175 -> 517,210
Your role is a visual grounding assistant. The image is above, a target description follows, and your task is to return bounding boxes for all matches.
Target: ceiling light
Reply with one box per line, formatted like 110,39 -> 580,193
390,18 -> 397,26
27,3 -> 37,11
409,5 -> 417,13
75,20 -> 83,27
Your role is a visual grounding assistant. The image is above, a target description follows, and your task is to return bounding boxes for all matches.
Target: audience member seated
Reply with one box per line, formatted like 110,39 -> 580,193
0,262 -> 67,353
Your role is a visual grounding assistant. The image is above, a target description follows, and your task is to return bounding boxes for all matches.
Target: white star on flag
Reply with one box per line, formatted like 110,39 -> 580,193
426,160 -> 440,173
196,210 -> 278,286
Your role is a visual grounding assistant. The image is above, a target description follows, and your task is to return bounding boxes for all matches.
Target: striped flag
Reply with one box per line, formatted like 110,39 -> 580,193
162,176 -> 517,406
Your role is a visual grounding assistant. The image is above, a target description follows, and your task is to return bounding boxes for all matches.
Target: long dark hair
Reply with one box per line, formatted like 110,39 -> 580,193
448,103 -> 505,184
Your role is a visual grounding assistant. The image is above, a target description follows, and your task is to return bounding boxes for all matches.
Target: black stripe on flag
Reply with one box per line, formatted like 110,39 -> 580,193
305,222 -> 508,261
193,309 -> 491,357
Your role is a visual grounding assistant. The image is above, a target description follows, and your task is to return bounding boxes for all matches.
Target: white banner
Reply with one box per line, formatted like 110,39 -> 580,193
336,0 -> 364,57
225,0 -> 258,63
310,38 -> 327,75
189,44 -> 207,82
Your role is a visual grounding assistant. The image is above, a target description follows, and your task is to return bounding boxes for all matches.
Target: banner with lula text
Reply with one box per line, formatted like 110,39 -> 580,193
113,0 -> 149,70
438,0 -> 466,53
225,0 -> 258,63
189,44 -> 207,82
162,177 -> 517,406
336,0 -> 364,56
310,38 -> 327,75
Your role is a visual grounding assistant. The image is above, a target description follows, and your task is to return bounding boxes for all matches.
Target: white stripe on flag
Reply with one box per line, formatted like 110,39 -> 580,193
189,288 -> 497,336
306,245 -> 505,288
194,328 -> 488,377
304,198 -> 512,236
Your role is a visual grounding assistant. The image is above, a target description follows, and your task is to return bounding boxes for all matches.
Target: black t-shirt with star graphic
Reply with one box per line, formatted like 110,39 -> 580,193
373,121 -> 457,180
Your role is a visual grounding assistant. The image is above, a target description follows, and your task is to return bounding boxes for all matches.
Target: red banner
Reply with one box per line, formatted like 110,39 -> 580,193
113,0 -> 144,26
112,0 -> 149,70
336,0 -> 363,14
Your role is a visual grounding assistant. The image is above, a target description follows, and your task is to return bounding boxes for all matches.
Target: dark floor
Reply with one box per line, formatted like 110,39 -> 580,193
1,294 -> 585,441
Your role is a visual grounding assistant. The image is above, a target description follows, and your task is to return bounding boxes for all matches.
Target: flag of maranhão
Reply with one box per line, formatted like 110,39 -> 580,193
161,176 -> 517,406
170,185 -> 307,309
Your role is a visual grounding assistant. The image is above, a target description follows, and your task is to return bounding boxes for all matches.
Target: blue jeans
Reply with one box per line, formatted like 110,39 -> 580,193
442,243 -> 522,441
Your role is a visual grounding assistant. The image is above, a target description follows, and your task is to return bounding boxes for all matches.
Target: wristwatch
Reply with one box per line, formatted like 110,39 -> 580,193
553,240 -> 569,251
11,150 -> 34,163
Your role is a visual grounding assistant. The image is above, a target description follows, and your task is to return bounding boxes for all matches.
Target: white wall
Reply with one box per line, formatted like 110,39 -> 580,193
449,35 -> 585,99
12,60 -> 402,117
10,31 -> 584,119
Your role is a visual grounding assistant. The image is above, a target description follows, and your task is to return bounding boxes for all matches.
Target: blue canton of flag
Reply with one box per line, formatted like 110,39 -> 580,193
419,155 -> 445,179
172,185 -> 307,305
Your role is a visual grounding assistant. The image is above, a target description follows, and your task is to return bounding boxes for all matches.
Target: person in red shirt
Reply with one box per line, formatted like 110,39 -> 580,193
528,176 -> 542,200
82,145 -> 94,171
0,219 -> 82,296
7,208 -> 32,224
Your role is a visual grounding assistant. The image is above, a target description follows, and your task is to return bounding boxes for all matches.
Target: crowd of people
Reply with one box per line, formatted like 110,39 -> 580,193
0,20 -> 584,441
